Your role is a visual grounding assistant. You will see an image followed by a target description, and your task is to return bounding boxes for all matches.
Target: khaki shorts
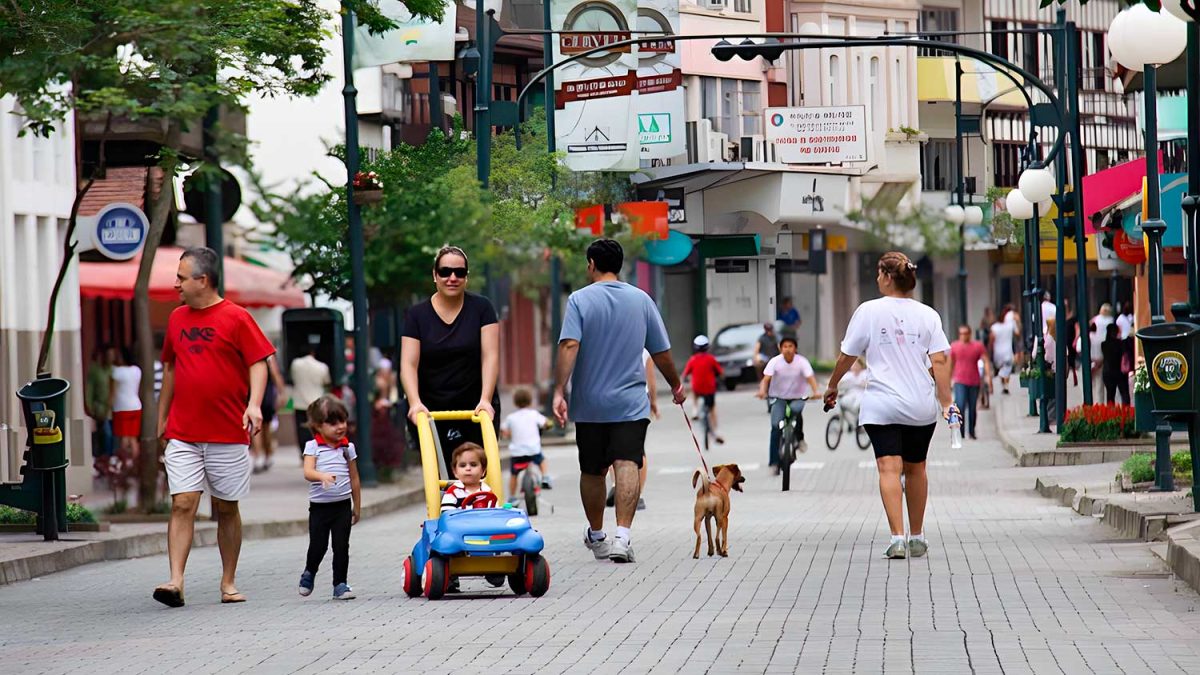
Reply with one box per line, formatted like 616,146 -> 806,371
164,439 -> 252,501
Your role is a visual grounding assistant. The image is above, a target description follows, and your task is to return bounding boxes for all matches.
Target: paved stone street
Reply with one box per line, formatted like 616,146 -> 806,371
3,389 -> 1200,674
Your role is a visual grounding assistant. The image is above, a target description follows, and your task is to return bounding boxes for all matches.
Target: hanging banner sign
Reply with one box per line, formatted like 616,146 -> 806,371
764,106 -> 868,164
634,0 -> 685,160
552,0 -> 641,172
351,0 -> 457,67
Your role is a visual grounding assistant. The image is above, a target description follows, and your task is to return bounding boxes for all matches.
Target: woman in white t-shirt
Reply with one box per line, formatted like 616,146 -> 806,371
109,347 -> 143,458
824,252 -> 954,561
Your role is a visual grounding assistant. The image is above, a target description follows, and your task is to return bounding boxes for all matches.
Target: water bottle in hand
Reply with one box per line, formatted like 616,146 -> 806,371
948,407 -> 963,449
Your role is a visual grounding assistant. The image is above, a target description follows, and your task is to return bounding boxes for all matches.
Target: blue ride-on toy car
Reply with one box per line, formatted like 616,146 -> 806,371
401,410 -> 549,600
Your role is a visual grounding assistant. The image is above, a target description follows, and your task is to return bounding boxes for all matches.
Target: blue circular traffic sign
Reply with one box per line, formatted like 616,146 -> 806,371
94,203 -> 147,260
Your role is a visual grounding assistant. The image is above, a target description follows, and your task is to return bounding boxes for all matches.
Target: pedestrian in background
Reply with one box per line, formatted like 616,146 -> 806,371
109,346 -> 142,459
989,304 -> 1018,395
1116,301 -> 1134,339
778,296 -> 801,336
553,239 -> 684,564
85,345 -> 115,458
290,343 -> 332,452
950,325 -> 989,440
153,246 -> 275,608
752,322 -> 780,380
976,308 -> 995,410
1102,323 -> 1131,404
824,252 -> 954,561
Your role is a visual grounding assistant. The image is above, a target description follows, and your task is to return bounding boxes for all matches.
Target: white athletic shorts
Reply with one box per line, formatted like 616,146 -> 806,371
164,439 -> 252,501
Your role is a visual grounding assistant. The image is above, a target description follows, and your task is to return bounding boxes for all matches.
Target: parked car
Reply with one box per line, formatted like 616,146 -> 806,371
713,322 -> 770,390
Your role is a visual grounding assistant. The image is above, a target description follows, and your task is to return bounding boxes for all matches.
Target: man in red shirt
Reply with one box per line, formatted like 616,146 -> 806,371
682,335 -> 725,444
152,247 -> 275,608
949,325 -> 991,440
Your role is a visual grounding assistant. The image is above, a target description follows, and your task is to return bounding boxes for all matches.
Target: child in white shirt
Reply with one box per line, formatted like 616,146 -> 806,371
501,388 -> 552,497
299,395 -> 361,600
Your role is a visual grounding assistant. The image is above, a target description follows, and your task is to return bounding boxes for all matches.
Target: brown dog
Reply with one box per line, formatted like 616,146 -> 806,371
692,463 -> 745,559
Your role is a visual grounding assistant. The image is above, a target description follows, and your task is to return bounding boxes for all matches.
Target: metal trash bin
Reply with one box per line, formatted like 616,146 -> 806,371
1137,322 -> 1200,420
16,376 -> 71,540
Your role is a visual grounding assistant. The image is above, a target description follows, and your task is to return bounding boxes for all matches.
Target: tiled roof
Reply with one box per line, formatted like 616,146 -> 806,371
78,166 -> 168,216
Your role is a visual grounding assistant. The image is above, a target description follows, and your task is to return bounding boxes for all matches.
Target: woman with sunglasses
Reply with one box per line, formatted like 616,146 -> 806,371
401,245 -> 501,469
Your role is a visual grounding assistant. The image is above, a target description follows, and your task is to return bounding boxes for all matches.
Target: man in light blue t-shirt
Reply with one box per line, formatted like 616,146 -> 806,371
554,239 -> 685,564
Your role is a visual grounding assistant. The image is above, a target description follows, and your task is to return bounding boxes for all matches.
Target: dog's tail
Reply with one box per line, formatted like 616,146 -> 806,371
692,469 -> 711,493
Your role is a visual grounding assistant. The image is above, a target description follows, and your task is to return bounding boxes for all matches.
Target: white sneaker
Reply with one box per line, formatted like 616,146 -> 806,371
583,529 -> 611,560
609,537 -> 635,563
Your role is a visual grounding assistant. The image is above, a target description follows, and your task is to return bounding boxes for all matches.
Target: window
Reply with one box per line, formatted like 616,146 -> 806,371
920,139 -> 957,191
741,80 -> 761,135
700,76 -> 762,137
918,9 -> 958,56
1021,23 -> 1039,79
828,54 -> 841,104
990,21 -> 1009,61
868,57 -> 882,133
1092,32 -> 1106,90
733,0 -> 751,13
993,142 -> 1023,188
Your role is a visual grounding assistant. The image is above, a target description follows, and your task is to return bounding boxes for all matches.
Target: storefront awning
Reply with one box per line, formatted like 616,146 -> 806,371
1081,156 -> 1158,233
79,246 -> 306,308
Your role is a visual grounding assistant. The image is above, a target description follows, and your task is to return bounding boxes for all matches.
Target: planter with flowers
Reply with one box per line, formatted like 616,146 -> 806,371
1058,403 -> 1140,444
1133,363 -> 1155,432
1019,361 -> 1051,389
351,171 -> 383,205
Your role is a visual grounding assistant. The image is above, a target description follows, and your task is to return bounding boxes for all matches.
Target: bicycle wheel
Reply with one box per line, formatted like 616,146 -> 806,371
855,423 -> 872,450
521,469 -> 538,516
825,415 -> 842,450
780,425 -> 795,492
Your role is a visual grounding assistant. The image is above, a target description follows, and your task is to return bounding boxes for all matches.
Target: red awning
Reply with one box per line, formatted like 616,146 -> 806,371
79,246 -> 306,308
1081,154 -> 1160,234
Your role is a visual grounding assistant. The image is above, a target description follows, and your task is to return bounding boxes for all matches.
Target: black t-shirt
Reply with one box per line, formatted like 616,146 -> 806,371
1101,338 -> 1124,377
403,293 -> 500,410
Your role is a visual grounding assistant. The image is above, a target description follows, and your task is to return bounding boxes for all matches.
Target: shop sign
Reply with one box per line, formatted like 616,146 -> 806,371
764,106 -> 868,164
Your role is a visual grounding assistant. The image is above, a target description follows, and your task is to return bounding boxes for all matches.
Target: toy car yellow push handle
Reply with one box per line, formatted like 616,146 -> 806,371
415,410 -> 504,519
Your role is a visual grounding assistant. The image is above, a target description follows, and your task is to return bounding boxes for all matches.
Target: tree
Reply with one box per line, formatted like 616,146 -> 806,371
0,0 -> 439,511
260,122 -> 491,306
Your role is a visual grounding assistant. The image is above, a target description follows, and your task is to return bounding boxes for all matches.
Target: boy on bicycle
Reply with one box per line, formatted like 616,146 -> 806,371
682,335 -> 724,445
501,388 -> 553,498
755,336 -> 820,475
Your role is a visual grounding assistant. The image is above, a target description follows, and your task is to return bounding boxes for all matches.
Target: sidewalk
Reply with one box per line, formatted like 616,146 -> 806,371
0,422 -> 576,586
998,377 -> 1200,596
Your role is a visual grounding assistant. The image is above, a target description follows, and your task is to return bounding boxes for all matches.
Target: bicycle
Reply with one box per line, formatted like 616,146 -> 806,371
698,396 -> 712,451
769,397 -> 808,492
512,456 -> 552,517
824,402 -> 871,450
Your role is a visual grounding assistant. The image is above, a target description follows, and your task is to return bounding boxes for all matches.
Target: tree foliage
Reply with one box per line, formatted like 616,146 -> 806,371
845,200 -> 964,258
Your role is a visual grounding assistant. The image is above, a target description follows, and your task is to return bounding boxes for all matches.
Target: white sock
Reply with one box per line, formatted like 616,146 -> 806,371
587,528 -> 606,542
891,535 -> 906,546
615,526 -> 631,542
910,532 -> 926,543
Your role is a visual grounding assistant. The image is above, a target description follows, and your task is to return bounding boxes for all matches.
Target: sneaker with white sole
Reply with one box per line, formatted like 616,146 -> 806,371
583,529 -> 611,560
298,570 -> 314,597
884,540 -> 907,559
332,582 -> 355,600
907,538 -> 928,558
609,537 -> 635,563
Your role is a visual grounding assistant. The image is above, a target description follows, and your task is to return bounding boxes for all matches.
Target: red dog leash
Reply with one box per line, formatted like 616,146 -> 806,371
679,403 -> 713,480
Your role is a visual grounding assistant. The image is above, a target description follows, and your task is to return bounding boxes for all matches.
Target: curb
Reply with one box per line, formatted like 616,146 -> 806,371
0,483 -> 426,587
993,397 -> 1139,467
1034,475 -> 1200,596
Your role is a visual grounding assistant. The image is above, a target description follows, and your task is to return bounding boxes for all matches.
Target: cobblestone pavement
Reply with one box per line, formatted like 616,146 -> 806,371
3,390 -> 1200,674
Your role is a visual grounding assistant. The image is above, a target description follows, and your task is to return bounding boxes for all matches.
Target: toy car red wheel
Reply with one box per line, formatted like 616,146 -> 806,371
423,556 -> 449,600
402,556 -> 422,598
525,554 -> 550,597
460,491 -> 498,509
507,556 -> 528,596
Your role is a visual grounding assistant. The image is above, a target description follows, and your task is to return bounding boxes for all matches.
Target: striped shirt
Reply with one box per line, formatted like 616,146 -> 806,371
440,480 -> 492,513
303,436 -> 358,503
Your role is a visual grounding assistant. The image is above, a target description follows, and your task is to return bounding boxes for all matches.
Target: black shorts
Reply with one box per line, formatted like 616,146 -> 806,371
510,453 -> 545,473
864,423 -> 937,463
699,393 -> 715,409
575,420 -> 650,476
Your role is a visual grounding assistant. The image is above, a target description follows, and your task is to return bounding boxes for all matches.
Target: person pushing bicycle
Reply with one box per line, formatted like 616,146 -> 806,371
755,336 -> 819,475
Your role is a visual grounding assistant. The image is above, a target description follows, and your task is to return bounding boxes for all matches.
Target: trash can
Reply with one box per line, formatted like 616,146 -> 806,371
16,376 -> 71,540
1136,322 -> 1200,420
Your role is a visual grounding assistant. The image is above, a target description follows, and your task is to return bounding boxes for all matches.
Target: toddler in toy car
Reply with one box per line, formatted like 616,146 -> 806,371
441,442 -> 493,513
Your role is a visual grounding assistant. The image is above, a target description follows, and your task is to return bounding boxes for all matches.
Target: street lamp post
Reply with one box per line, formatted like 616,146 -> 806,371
954,58 -> 969,328
1108,5 -> 1188,492
340,5 -> 376,484
1160,2 -> 1200,323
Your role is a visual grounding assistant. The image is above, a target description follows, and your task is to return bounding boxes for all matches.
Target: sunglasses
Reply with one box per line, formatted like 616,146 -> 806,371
436,266 -> 469,279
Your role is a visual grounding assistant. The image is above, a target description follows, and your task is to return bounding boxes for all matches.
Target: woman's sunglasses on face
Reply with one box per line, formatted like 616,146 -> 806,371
437,266 -> 469,279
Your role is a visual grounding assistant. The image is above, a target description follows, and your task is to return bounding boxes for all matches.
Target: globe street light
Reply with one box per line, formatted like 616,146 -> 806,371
1108,4 -> 1188,492
1017,168 -> 1056,205
1006,189 -> 1034,220
964,205 -> 983,227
